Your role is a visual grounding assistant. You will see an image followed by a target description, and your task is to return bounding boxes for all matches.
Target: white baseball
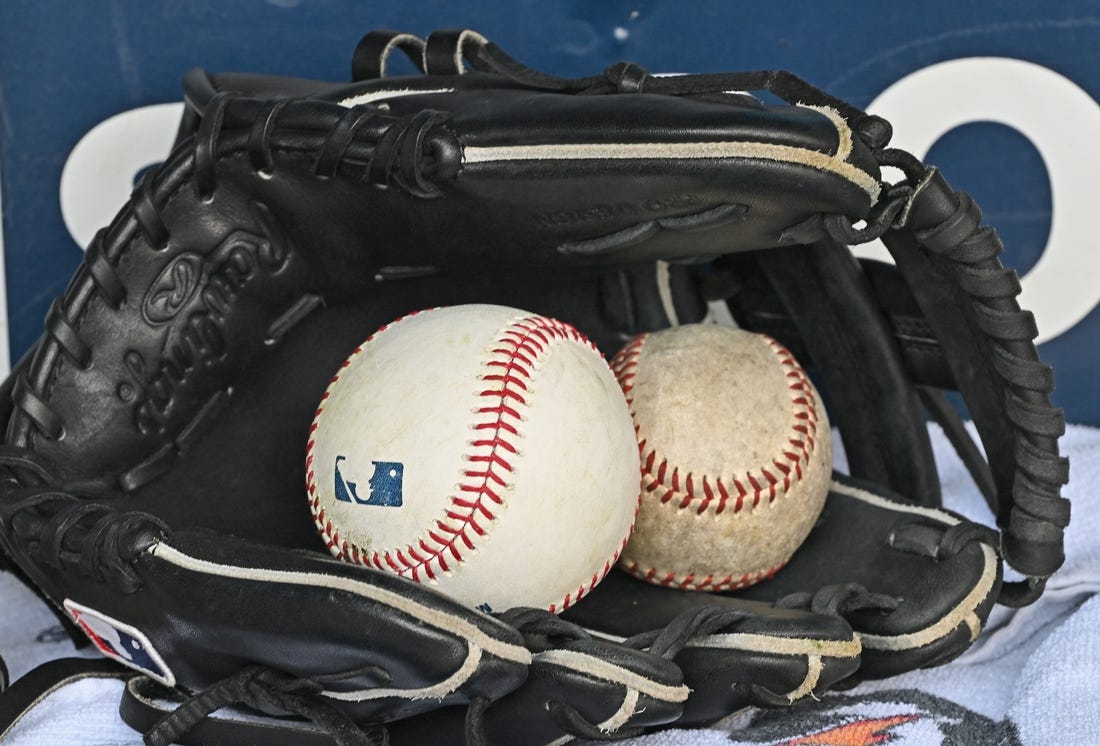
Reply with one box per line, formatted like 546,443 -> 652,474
306,304 -> 640,614
612,324 -> 831,591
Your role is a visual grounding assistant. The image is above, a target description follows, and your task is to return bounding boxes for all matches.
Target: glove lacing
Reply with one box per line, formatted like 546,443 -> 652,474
144,666 -> 387,746
626,605 -> 800,706
137,608 -> 658,746
7,91 -> 459,487
0,450 -> 166,595
494,607 -> 651,744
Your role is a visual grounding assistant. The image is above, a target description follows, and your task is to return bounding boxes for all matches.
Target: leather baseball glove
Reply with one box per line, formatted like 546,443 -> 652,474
0,28 -> 1068,746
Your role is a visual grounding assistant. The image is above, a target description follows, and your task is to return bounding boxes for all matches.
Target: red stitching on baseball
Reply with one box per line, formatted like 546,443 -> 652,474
611,332 -> 819,518
549,529 -> 634,614
621,558 -> 789,592
307,310 -> 628,611
305,311 -> 425,560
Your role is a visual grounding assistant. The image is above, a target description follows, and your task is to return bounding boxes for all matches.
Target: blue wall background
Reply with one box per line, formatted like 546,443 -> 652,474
1,1 -> 1098,421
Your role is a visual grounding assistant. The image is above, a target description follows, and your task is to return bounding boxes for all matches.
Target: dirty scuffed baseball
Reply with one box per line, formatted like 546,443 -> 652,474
612,324 -> 832,591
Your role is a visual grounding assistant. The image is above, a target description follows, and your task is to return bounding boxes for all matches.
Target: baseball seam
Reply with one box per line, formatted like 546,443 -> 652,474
306,311 -> 423,564
620,558 -> 789,593
307,311 -> 631,613
611,331 -> 819,592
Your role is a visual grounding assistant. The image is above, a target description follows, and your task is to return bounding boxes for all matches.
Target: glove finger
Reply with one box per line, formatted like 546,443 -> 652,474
564,571 -> 861,726
735,475 -> 1002,680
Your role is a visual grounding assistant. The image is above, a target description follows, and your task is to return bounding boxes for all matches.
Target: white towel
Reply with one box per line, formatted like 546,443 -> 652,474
2,423 -> 1098,745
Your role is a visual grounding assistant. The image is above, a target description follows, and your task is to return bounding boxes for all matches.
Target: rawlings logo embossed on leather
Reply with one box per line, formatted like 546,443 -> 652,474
118,202 -> 293,435
143,254 -> 204,324
533,193 -> 703,227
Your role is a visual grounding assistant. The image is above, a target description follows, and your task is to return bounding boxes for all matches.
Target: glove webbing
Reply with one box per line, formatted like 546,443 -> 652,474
352,28 -> 877,127
878,168 -> 1069,602
766,146 -> 1068,603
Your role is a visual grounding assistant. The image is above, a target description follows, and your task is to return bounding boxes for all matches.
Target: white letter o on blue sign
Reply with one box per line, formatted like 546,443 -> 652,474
863,57 -> 1100,344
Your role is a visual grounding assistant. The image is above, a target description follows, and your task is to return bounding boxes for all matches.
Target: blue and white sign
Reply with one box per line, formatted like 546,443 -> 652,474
2,1 -> 1098,421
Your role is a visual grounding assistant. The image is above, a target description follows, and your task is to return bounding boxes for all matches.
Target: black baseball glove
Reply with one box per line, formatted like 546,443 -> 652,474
0,28 -> 1068,746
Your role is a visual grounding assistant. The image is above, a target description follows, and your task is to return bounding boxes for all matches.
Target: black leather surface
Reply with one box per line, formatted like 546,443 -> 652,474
566,570 -> 861,724
568,475 -> 1001,685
